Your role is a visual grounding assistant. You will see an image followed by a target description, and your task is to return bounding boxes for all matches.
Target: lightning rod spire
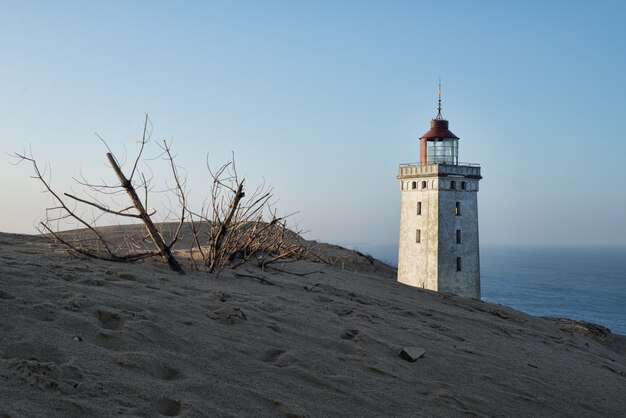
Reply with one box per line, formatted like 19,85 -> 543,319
436,79 -> 443,120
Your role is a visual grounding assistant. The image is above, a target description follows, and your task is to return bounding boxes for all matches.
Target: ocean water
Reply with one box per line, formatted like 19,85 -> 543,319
341,243 -> 626,335
481,245 -> 626,335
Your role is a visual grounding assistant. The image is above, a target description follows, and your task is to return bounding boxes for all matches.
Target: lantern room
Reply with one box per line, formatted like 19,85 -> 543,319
419,92 -> 459,165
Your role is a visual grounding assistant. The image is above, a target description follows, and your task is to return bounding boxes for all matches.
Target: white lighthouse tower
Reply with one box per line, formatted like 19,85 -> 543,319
397,87 -> 482,298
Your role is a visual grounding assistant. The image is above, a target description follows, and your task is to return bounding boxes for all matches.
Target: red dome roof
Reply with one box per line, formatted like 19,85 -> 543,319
420,118 -> 459,140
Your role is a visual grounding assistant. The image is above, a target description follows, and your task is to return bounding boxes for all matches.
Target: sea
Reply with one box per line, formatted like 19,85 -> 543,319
339,243 -> 626,335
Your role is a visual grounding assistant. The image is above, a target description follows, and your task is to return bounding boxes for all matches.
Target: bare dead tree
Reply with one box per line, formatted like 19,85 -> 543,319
14,115 -> 186,273
188,154 -> 306,273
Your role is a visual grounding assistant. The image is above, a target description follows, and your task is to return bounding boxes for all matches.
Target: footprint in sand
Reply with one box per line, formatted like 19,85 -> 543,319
268,323 -> 283,333
1,359 -> 79,393
429,323 -> 450,332
268,399 -> 308,417
157,398 -> 182,417
117,272 -> 139,281
333,306 -> 355,317
56,271 -> 79,282
260,349 -> 298,368
32,303 -> 57,322
95,331 -> 127,351
341,329 -> 362,341
207,307 -> 247,325
79,278 -> 105,286
159,367 -> 181,381
96,309 -> 126,330
113,352 -> 182,381
210,290 -> 231,302
261,349 -> 285,363
62,294 -> 89,312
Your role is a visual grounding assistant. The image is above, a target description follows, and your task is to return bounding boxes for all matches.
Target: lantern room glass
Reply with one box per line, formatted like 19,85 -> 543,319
426,138 -> 458,165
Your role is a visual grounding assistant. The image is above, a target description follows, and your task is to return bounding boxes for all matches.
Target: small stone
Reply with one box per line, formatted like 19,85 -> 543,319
73,336 -> 83,342
400,346 -> 425,362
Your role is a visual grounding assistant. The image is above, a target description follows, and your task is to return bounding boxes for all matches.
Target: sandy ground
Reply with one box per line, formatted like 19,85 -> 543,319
0,231 -> 625,417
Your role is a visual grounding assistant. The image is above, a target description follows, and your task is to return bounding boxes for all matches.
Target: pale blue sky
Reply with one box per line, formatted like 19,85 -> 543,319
1,1 -> 625,253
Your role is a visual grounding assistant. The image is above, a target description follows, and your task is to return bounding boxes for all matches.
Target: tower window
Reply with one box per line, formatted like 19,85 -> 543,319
421,181 -> 427,189
411,181 -> 417,190
417,202 -> 422,215
455,202 -> 461,216
456,229 -> 462,244
461,181 -> 466,190
416,229 -> 421,243
450,181 -> 456,190
456,257 -> 462,271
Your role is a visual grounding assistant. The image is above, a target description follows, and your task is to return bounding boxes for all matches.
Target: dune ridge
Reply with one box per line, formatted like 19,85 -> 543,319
0,230 -> 625,417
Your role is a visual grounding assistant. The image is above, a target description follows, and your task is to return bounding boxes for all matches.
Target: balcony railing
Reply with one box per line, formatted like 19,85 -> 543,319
398,162 -> 481,178
398,162 -> 481,167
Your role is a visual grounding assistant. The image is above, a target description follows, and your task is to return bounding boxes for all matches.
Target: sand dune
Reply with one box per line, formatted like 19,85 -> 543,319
0,231 -> 625,417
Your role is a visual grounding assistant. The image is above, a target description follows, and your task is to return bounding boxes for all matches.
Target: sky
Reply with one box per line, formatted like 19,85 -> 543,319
1,1 -> 626,259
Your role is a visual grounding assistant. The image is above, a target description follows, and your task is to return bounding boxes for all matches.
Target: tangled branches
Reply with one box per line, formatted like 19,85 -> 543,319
15,116 -> 305,274
188,155 -> 305,272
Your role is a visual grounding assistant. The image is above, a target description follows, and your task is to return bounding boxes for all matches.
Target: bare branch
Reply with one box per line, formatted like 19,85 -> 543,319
14,151 -> 116,258
63,193 -> 144,218
129,114 -> 151,182
160,139 -> 187,250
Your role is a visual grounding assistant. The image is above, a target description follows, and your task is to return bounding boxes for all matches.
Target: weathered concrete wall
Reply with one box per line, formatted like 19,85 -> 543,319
397,164 -> 481,298
436,177 -> 481,298
397,179 -> 439,290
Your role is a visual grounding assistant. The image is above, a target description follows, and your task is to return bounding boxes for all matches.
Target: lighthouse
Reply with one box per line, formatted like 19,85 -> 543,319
397,87 -> 482,298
